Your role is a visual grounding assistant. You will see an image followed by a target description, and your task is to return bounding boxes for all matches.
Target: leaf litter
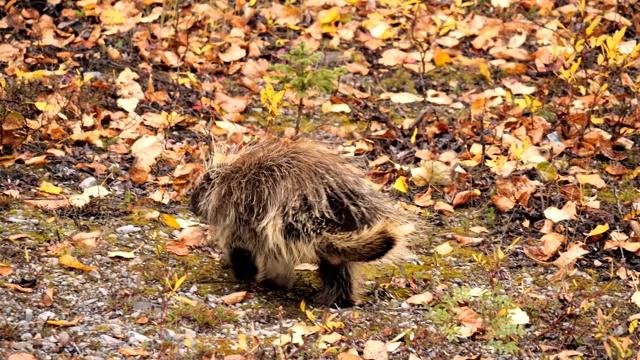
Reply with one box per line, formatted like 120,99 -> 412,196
0,0 -> 640,358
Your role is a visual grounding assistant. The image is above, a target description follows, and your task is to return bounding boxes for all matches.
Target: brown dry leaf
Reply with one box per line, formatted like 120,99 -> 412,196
553,242 -> 589,269
59,254 -> 95,272
5,283 -> 34,293
456,306 -> 483,337
523,232 -> 567,261
219,44 -> 246,62
177,227 -> 205,247
47,240 -> 73,255
406,291 -> 434,305
544,202 -> 578,223
118,348 -> 151,357
0,264 -> 13,276
46,314 -> 84,327
320,332 -> 344,344
434,242 -> 453,255
454,235 -> 483,245
604,240 -> 640,253
221,291 -> 248,305
72,231 -> 101,248
576,174 -> 607,189
452,189 -> 481,208
7,354 -> 37,360
166,241 -> 190,256
434,201 -> 454,215
414,190 -> 434,208
215,92 -> 248,113
136,314 -> 149,324
363,339 -> 388,360
491,194 -> 516,212
469,226 -> 488,233
41,287 -> 55,307
337,353 -> 362,360
605,163 -> 628,176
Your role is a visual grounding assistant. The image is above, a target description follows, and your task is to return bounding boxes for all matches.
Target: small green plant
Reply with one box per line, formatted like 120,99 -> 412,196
269,41 -> 346,134
171,303 -> 238,329
259,82 -> 285,129
428,285 -> 526,355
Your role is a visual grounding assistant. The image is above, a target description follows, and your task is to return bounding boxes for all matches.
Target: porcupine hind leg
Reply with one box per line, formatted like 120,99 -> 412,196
313,259 -> 358,306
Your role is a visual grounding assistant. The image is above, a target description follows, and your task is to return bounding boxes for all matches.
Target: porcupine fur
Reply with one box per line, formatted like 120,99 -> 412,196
190,138 -> 413,306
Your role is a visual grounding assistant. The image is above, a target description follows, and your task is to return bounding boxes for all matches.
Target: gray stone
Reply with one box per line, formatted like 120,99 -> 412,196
79,177 -> 98,189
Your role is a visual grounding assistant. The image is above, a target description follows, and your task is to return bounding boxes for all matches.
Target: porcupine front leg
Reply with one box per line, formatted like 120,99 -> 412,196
228,247 -> 258,283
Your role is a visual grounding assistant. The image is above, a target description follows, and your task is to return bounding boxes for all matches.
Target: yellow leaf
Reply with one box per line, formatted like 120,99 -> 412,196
172,295 -> 197,306
306,310 -> 316,323
59,254 -> 95,272
34,101 -> 58,112
433,47 -> 452,67
584,223 -> 609,237
100,9 -> 125,25
479,63 -> 492,84
163,213 -> 181,229
300,300 -> 306,313
318,7 -> 340,24
38,181 -> 63,195
393,176 -> 409,193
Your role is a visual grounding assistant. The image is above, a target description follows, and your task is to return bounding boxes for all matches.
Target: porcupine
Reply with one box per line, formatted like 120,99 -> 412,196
190,138 -> 412,306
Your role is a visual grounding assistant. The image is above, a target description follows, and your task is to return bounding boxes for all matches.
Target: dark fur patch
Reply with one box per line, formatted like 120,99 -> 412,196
366,232 -> 396,261
229,248 -> 258,282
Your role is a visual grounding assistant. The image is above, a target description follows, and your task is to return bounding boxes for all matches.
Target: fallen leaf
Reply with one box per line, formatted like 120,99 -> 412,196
0,264 -> 13,276
583,223 -> 609,237
434,242 -> 454,255
553,242 -> 589,269
405,292 -> 434,305
452,189 -> 481,208
456,306 -> 483,337
166,241 -> 189,256
7,354 -> 37,360
393,176 -> 408,193
320,332 -> 344,344
363,339 -> 388,360
434,201 -> 454,215
454,235 -> 483,245
631,291 -> 640,308
72,231 -> 101,248
163,213 -> 181,229
491,194 -> 516,212
38,181 -> 63,195
576,173 -> 607,189
59,254 -> 95,272
4,283 -> 34,293
41,287 -> 55,307
177,227 -> 205,247
508,307 -> 529,325
118,348 -> 151,357
221,291 -> 248,305
544,202 -> 578,223
46,314 -> 84,327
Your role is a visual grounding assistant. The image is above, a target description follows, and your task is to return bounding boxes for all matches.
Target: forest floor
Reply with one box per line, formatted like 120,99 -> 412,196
1,0 -> 640,359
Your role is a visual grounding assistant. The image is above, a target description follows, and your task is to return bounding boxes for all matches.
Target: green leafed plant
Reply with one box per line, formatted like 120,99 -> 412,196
269,41 -> 346,135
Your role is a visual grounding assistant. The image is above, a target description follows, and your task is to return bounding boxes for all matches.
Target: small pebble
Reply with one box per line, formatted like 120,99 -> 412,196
79,177 -> 98,189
